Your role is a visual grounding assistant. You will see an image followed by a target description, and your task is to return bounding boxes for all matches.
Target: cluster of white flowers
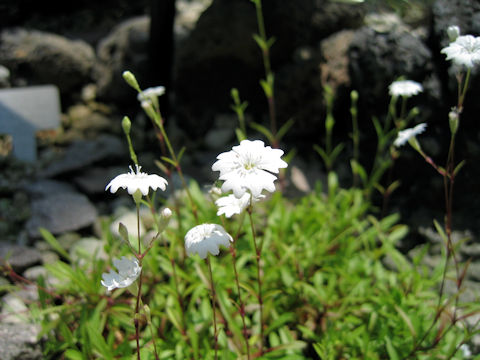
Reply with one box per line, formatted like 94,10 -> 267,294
388,80 -> 423,98
101,256 -> 141,291
441,26 -> 480,68
183,139 -> 287,259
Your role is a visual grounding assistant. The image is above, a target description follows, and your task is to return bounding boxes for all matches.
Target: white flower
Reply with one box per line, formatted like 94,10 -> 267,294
212,140 -> 288,198
184,224 -> 233,259
216,193 -> 265,218
101,256 -> 141,291
106,164 -> 168,196
441,35 -> 480,68
389,80 -> 423,98
460,344 -> 472,358
137,86 -> 165,102
394,123 -> 427,147
447,25 -> 460,42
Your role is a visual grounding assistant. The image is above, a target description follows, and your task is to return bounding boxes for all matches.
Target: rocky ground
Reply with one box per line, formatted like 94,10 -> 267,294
1,0 -> 480,357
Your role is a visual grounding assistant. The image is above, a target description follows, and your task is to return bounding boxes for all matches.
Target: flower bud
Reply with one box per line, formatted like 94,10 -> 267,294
447,25 -> 460,42
122,116 -> 131,135
122,71 -> 141,92
161,207 -> 172,219
449,109 -> 459,135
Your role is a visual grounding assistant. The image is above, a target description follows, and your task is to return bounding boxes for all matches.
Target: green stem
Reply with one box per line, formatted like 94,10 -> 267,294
229,212 -> 250,359
206,257 -> 219,360
247,202 -> 264,355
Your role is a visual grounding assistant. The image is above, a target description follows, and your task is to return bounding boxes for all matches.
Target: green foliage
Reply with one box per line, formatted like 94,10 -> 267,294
15,179 -> 473,359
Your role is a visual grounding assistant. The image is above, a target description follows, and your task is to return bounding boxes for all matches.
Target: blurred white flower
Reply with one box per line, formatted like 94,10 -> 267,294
137,86 -> 165,102
447,25 -> 460,42
389,80 -> 423,98
216,193 -> 264,218
460,343 -> 472,358
101,256 -> 141,291
441,34 -> 480,68
394,123 -> 427,147
184,224 -> 233,259
212,139 -> 288,198
106,165 -> 168,196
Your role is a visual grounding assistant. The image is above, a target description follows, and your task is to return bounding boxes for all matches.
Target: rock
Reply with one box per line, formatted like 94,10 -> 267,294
0,28 -> 95,93
0,64 -> 10,87
110,210 -> 145,241
24,179 -> 76,199
1,285 -> 38,324
431,0 -> 480,50
0,323 -> 42,360
69,237 -> 107,266
348,22 -> 436,117
26,192 -> 98,237
39,135 -> 126,178
94,16 -> 150,103
73,166 -> 124,195
0,244 -> 42,273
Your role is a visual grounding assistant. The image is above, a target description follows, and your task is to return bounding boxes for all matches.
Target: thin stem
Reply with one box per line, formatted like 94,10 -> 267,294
135,203 -> 142,360
229,212 -> 250,359
206,257 -> 219,360
247,203 -> 264,355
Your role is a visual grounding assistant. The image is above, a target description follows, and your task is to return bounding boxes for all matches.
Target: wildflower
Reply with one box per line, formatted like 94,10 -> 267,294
212,139 -> 288,198
137,86 -> 165,103
389,80 -> 423,98
101,256 -> 141,291
441,35 -> 480,68
216,193 -> 265,218
394,123 -> 427,147
184,224 -> 233,259
106,165 -> 168,197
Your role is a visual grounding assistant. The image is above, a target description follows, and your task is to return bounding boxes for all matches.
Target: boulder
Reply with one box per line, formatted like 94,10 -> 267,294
0,28 -> 95,93
26,191 -> 98,237
0,323 -> 42,360
94,16 -> 150,103
174,0 -> 365,139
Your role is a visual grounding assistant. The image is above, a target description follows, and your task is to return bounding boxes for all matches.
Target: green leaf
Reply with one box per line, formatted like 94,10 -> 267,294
64,349 -> 84,360
249,121 -> 275,144
160,156 -> 178,167
454,159 -> 466,176
385,336 -> 399,360
276,118 -> 294,142
252,33 -> 267,50
39,227 -> 70,261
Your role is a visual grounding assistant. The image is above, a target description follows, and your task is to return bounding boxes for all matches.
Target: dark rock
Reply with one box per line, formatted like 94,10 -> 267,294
0,244 -> 42,273
24,179 -> 76,199
0,323 -> 42,360
0,28 -> 95,93
26,192 -> 98,237
431,0 -> 480,49
348,24 -> 435,117
39,135 -> 126,178
94,16 -> 150,103
174,0 -> 365,139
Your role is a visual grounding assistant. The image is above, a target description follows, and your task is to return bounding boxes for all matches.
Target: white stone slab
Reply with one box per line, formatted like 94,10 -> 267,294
0,85 -> 61,162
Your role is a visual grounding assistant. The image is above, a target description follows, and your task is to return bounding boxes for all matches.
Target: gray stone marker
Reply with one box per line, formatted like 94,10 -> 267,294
0,85 -> 61,162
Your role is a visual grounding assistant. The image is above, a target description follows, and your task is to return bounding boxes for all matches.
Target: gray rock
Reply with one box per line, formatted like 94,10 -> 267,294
0,28 -> 95,93
0,323 -> 42,360
39,135 -> 126,178
73,166 -> 123,195
26,192 -> 98,237
70,237 -> 107,266
0,244 -> 42,273
94,16 -> 150,102
24,179 -> 76,199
